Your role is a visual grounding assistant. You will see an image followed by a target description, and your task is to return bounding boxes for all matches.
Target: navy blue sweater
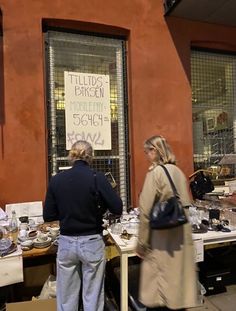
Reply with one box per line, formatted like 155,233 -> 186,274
43,160 -> 123,235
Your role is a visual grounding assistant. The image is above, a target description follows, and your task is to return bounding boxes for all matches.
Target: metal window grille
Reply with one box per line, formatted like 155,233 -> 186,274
44,30 -> 130,209
191,49 -> 236,180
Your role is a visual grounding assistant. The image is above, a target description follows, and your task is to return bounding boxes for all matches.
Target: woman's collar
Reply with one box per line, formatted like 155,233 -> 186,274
148,163 -> 157,171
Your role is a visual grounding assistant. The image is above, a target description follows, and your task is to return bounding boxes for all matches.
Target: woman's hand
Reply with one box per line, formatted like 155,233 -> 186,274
136,251 -> 145,259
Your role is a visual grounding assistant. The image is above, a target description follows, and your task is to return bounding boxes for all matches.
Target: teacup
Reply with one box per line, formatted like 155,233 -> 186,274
37,232 -> 48,242
49,227 -> 59,236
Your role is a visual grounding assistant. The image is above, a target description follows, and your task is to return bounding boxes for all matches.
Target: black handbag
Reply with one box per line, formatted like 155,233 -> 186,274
190,170 -> 214,200
150,165 -> 188,230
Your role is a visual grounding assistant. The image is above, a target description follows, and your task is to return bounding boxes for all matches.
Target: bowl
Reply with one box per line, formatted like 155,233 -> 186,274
21,240 -> 33,247
19,216 -> 29,223
21,240 -> 33,251
28,230 -> 37,238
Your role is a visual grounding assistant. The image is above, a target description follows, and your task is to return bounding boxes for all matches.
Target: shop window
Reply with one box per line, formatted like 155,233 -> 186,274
191,49 -> 236,181
44,30 -> 130,209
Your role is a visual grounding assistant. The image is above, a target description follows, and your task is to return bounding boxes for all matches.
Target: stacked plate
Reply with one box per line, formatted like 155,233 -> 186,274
48,232 -> 59,242
33,237 -> 52,249
18,235 -> 36,243
0,238 -> 12,252
0,238 -> 17,257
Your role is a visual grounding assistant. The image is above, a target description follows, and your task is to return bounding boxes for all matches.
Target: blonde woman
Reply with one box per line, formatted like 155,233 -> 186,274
136,135 -> 198,311
44,140 -> 122,311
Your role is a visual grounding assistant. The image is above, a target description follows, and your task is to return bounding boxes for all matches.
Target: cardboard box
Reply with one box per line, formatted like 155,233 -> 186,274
6,298 -> 56,311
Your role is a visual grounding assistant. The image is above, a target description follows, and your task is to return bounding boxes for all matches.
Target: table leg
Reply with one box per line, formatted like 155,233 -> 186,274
120,253 -> 129,311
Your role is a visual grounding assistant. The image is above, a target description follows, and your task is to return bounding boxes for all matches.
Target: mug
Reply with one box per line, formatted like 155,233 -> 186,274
49,227 -> 59,236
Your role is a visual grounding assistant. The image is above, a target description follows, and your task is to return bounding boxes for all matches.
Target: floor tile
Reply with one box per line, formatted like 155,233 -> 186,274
187,297 -> 219,310
187,285 -> 236,311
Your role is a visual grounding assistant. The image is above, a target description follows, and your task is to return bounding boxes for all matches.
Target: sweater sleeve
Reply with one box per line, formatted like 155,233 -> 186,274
43,181 -> 59,222
97,172 -> 123,216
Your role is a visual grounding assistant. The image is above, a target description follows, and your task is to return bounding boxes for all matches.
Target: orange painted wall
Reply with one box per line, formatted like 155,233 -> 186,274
1,0 -> 236,207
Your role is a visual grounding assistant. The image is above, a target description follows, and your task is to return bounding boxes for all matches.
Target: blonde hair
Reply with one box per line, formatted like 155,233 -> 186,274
68,140 -> 93,164
144,135 -> 176,165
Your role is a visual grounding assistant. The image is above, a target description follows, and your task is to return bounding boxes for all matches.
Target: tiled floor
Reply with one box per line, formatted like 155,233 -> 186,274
188,285 -> 236,311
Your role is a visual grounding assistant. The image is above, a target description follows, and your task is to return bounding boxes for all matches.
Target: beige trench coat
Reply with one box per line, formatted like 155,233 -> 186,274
136,164 -> 199,309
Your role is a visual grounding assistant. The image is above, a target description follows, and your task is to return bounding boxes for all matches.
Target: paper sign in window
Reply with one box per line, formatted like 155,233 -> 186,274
64,71 -> 111,150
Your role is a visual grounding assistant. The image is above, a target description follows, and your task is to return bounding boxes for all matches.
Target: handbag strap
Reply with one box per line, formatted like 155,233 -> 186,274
93,171 -> 101,209
159,165 -> 179,198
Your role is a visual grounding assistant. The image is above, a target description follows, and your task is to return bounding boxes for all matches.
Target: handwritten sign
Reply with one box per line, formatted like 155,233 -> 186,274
64,71 -> 111,150
5,201 -> 43,218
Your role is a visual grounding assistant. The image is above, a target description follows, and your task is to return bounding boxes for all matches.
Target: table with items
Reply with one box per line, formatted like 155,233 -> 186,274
0,218 -> 59,289
107,203 -> 236,311
0,218 -> 59,307
2,198 -> 236,309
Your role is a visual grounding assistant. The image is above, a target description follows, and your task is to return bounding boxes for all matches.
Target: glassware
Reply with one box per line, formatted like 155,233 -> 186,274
125,219 -> 139,236
110,222 -> 123,235
9,210 -> 18,233
8,210 -> 18,243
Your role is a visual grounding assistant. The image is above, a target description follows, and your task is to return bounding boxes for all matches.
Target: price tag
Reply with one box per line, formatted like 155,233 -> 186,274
194,238 -> 204,262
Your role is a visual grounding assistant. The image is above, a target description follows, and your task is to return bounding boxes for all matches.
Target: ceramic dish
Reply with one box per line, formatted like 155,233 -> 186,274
37,232 -> 48,241
49,227 -> 60,235
0,238 -> 12,251
18,235 -> 37,242
19,216 -> 29,223
48,232 -> 59,241
0,243 -> 17,257
33,242 -> 51,249
33,237 -> 52,249
28,230 -> 38,238
21,240 -> 33,251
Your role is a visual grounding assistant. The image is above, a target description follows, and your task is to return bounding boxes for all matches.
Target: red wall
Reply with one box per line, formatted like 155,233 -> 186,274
1,0 -> 236,207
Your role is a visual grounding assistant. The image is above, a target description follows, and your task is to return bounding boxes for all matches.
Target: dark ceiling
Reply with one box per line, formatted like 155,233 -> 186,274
165,0 -> 236,28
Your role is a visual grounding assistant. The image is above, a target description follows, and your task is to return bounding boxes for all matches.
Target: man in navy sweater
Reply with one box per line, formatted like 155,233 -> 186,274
44,140 -> 122,311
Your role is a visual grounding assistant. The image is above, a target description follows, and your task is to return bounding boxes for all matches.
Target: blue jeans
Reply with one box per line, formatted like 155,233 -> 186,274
56,234 -> 106,311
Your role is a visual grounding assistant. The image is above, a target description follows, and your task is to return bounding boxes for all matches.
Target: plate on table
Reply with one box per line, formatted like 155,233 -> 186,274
48,232 -> 59,240
33,237 -> 52,249
18,235 -> 37,242
0,238 -> 12,251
